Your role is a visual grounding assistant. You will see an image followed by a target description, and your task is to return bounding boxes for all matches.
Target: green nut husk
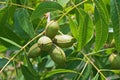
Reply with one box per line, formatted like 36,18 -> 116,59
38,36 -> 52,51
109,53 -> 120,69
45,21 -> 59,39
50,44 -> 66,65
53,35 -> 75,48
28,43 -> 41,58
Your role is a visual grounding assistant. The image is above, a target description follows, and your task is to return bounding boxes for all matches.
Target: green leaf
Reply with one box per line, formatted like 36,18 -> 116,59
45,69 -> 77,79
31,1 -> 63,20
45,56 -> 55,68
0,24 -> 22,48
0,7 -> 22,47
92,73 -> 99,80
111,70 -> 120,74
14,8 -> 35,39
94,0 -> 109,23
21,65 -> 39,80
94,0 -> 109,52
75,0 -> 84,24
68,16 -> 78,39
110,0 -> 120,52
82,64 -> 92,80
0,37 -> 21,48
77,9 -> 94,51
23,53 -> 39,77
57,0 -> 69,7
0,45 -> 7,52
0,58 -> 11,69
107,75 -> 120,79
38,58 -> 48,72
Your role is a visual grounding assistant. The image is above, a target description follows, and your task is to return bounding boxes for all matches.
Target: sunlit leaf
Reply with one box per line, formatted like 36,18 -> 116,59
68,16 -> 78,39
110,0 -> 120,52
57,0 -> 69,7
94,0 -> 109,52
0,45 -> 7,52
111,70 -> 120,74
77,9 -> 94,51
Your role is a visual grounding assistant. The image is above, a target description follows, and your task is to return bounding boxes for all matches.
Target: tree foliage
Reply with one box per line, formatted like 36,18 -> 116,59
0,0 -> 120,80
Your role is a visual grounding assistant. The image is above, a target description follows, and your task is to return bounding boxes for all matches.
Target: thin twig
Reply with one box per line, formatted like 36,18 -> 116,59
77,61 -> 88,80
0,31 -> 45,73
57,0 -> 88,22
0,2 -> 34,10
80,51 -> 107,79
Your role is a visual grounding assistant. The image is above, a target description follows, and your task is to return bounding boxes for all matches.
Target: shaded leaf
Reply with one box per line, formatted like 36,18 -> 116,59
45,69 -> 77,78
14,8 -> 35,39
0,7 -> 22,47
0,37 -> 21,48
0,6 -> 16,24
31,1 -> 63,20
0,58 -> 11,69
0,24 -> 22,48
110,0 -> 120,52
107,75 -> 120,80
82,64 -> 92,80
21,65 -> 39,80
75,0 -> 84,24
38,58 -> 48,72
92,73 -> 99,80
24,53 -> 39,77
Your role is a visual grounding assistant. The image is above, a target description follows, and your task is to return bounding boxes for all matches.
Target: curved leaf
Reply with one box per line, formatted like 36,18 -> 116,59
94,0 -> 109,52
45,69 -> 77,79
0,45 -> 7,52
0,37 -> 21,48
92,73 -> 99,80
0,58 -> 11,69
77,9 -> 94,51
68,16 -> 78,39
14,8 -> 35,39
21,65 -> 39,80
110,0 -> 120,52
0,7 -> 22,47
31,1 -> 63,20
57,0 -> 69,7
82,64 -> 92,80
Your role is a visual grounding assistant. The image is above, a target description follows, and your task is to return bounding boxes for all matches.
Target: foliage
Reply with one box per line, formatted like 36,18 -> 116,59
0,0 -> 120,80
